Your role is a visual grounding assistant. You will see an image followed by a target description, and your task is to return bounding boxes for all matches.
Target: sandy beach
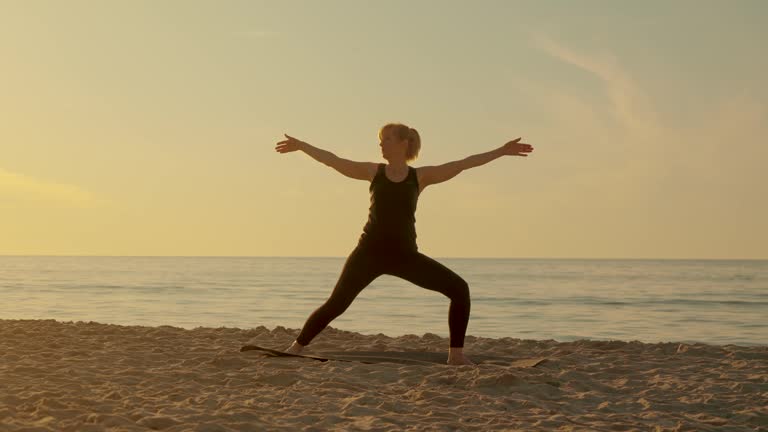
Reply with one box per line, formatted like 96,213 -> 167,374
0,319 -> 765,431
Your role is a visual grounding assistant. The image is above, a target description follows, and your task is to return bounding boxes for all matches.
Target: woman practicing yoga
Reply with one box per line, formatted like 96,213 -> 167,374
274,123 -> 534,365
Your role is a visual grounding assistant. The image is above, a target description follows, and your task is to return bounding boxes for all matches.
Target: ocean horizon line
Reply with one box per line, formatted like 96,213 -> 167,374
1,254 -> 766,262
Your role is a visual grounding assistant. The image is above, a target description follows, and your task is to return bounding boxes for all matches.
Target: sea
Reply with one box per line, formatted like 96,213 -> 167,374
1,256 -> 765,346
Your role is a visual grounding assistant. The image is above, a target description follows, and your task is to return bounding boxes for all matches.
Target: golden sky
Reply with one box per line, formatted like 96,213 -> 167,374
2,1 -> 766,258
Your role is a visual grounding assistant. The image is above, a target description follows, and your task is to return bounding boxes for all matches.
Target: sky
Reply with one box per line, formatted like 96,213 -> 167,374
1,1 -> 766,259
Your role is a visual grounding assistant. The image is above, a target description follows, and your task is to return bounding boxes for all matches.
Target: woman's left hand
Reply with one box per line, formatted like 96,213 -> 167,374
501,138 -> 534,157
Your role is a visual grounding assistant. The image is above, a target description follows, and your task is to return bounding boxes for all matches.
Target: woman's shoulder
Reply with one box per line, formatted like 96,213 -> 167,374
368,163 -> 385,182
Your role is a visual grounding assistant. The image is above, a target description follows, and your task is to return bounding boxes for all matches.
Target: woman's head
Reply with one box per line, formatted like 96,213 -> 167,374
379,123 -> 421,163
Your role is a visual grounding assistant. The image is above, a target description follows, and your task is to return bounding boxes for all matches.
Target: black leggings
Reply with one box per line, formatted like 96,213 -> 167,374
295,242 -> 471,348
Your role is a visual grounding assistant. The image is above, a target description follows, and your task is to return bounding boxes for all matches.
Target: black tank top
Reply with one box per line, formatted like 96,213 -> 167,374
359,163 -> 420,251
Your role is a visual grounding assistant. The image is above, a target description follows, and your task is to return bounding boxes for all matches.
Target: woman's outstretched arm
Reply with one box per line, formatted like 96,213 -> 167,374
418,138 -> 534,189
275,134 -> 377,181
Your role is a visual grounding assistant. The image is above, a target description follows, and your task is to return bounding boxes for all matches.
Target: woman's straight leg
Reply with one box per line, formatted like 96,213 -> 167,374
295,244 -> 382,346
386,252 -> 471,348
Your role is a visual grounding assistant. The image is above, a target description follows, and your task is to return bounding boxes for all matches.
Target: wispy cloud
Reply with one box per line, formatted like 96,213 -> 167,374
531,33 -> 767,176
0,168 -> 97,206
532,34 -> 658,133
525,33 -> 768,249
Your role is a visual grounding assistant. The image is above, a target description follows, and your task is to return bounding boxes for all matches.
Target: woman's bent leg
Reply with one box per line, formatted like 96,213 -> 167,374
295,245 -> 381,346
387,252 -> 471,348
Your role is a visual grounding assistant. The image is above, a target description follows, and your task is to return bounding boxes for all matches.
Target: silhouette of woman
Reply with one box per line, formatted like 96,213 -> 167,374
274,123 -> 534,365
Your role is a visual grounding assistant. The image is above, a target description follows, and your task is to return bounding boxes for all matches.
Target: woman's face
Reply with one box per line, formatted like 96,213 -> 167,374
379,129 -> 407,160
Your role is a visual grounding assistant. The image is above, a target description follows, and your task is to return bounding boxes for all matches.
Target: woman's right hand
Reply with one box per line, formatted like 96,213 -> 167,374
275,134 -> 306,154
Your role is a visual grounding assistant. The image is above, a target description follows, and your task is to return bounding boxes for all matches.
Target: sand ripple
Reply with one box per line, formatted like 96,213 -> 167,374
1,319 -> 766,431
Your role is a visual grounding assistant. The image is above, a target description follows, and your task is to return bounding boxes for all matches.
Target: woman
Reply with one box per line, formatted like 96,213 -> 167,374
274,123 -> 534,365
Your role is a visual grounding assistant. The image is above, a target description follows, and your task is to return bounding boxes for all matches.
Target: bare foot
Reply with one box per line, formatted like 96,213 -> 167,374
447,349 -> 475,366
284,341 -> 305,354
